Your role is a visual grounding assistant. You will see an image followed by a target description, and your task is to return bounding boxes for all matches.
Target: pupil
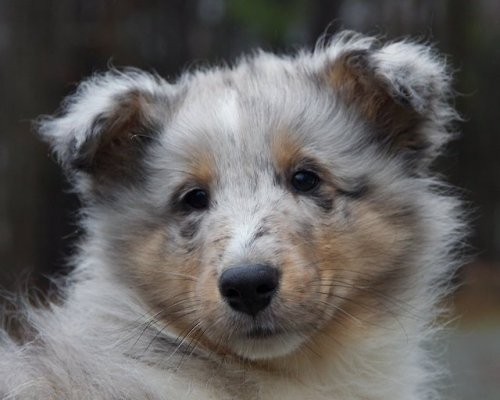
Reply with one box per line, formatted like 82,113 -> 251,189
185,189 -> 209,209
292,170 -> 319,192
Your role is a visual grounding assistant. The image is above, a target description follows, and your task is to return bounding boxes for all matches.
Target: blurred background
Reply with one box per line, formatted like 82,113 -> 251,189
0,0 -> 498,398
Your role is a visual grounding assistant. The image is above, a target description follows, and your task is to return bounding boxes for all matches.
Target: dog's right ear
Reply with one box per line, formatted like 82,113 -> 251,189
38,70 -> 177,190
317,32 -> 457,170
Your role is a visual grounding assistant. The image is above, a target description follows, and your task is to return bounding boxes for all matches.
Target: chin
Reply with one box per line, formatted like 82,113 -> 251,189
229,332 -> 306,360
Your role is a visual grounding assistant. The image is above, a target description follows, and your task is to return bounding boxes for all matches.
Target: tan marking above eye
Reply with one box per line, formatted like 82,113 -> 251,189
270,131 -> 305,175
185,149 -> 216,188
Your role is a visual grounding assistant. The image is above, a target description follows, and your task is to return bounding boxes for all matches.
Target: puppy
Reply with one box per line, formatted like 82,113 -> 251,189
0,32 -> 464,400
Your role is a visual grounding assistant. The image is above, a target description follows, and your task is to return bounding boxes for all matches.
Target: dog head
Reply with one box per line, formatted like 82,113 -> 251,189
39,32 -> 457,360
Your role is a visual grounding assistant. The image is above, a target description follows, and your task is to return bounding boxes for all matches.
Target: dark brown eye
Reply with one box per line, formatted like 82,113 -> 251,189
183,189 -> 209,210
291,170 -> 320,192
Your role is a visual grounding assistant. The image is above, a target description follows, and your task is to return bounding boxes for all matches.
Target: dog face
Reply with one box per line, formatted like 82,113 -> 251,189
40,33 -> 456,360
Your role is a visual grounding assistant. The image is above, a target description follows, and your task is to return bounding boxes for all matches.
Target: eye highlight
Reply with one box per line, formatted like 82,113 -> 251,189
291,170 -> 320,193
183,189 -> 210,210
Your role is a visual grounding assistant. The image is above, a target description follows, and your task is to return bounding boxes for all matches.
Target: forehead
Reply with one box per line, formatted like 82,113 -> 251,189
155,57 -> 367,185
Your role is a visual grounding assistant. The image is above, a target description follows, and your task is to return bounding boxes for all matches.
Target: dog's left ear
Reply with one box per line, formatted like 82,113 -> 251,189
322,34 -> 457,168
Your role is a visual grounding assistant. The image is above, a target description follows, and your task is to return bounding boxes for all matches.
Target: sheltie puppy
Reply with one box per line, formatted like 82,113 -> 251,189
0,32 -> 464,400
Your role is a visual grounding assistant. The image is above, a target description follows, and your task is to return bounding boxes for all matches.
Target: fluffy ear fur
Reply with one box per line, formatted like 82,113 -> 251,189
320,32 -> 457,168
38,70 -> 176,187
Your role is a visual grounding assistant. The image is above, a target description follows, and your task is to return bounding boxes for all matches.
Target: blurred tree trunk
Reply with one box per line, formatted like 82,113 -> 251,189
0,1 -> 57,289
446,0 -> 500,260
310,0 -> 342,40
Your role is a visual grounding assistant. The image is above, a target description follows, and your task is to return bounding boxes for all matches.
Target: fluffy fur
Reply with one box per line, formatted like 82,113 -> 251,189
0,32 -> 464,400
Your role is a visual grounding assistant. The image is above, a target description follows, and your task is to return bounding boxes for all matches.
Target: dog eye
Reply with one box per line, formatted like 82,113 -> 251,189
183,189 -> 210,210
291,170 -> 320,192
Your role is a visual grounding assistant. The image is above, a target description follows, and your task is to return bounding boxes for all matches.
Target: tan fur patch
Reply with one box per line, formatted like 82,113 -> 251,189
126,226 -> 232,357
271,130 -> 305,175
262,199 -> 418,373
186,148 -> 216,189
313,199 -> 416,343
127,228 -> 199,332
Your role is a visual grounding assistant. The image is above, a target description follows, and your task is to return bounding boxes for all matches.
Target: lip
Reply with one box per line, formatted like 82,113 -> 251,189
245,327 -> 283,339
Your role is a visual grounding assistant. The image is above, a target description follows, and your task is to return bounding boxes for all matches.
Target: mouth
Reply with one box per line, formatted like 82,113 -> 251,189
245,327 -> 283,339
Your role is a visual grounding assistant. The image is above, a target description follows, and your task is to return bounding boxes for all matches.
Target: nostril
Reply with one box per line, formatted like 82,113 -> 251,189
256,283 -> 276,295
224,288 -> 240,298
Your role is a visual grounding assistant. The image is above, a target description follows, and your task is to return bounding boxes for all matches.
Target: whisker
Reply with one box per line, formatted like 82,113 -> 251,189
143,306 -> 199,354
311,279 -> 422,318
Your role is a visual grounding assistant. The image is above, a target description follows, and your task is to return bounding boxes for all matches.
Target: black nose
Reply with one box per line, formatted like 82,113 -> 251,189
219,264 -> 279,316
